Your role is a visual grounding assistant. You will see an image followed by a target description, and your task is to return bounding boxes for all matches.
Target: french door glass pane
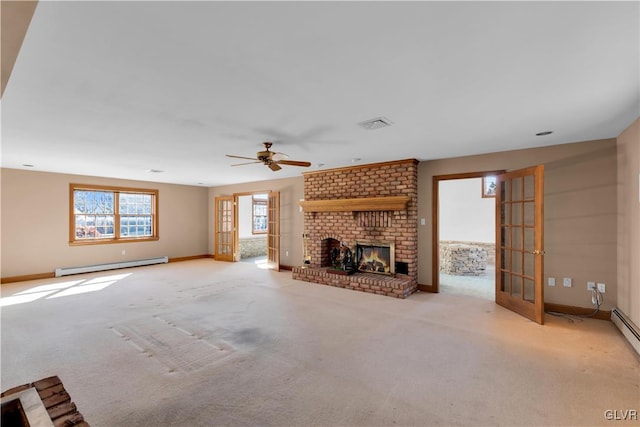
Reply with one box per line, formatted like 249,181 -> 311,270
501,226 -> 510,247
512,275 -> 522,297
524,279 -> 535,302
524,228 -> 534,251
512,202 -> 522,225
524,201 -> 535,226
501,248 -> 510,270
524,175 -> 535,199
501,271 -> 511,293
512,227 -> 522,250
501,180 -> 509,202
524,253 -> 535,277
501,203 -> 510,225
511,250 -> 522,272
512,177 -> 523,202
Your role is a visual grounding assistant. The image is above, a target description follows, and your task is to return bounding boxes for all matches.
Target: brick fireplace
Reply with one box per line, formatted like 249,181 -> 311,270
292,159 -> 418,298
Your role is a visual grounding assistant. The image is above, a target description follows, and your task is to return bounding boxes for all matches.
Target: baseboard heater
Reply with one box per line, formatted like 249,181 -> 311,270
55,256 -> 168,277
611,307 -> 640,355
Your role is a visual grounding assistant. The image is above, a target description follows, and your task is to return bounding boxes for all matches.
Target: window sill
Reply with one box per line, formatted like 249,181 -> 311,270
69,237 -> 159,246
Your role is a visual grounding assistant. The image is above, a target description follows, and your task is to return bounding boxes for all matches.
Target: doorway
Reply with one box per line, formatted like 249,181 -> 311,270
432,166 -> 546,324
214,191 -> 280,271
438,177 -> 496,300
238,193 -> 269,268
432,171 -> 504,296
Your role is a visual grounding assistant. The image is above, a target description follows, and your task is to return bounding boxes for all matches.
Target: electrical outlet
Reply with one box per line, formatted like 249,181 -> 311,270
121,249 -> 126,255
587,281 -> 596,291
285,250 -> 289,257
563,277 -> 572,288
597,283 -> 606,293
548,277 -> 556,287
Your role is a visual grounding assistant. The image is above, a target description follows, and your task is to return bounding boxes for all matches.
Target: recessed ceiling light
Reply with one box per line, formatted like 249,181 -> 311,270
358,117 -> 393,130
317,163 -> 325,168
535,131 -> 553,136
22,164 -> 34,167
146,169 -> 164,173
351,158 -> 361,163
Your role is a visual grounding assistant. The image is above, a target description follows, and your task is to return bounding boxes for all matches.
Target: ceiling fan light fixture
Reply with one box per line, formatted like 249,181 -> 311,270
226,142 -> 310,172
358,117 -> 393,130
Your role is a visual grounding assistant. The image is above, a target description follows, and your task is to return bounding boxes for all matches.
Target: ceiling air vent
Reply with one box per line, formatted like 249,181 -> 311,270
358,117 -> 393,130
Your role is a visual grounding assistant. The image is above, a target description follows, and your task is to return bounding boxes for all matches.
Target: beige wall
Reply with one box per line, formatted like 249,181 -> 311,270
208,176 -> 304,268
418,138 -> 619,310
616,118 -> 640,325
1,168 -> 209,278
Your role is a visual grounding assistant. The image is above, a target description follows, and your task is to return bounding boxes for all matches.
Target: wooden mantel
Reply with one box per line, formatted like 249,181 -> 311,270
298,195 -> 410,213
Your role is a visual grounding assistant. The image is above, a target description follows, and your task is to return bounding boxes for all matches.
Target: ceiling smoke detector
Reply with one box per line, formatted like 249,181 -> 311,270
358,117 -> 393,130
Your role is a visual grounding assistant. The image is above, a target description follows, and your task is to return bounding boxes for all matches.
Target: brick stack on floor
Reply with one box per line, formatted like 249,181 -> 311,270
1,376 -> 90,427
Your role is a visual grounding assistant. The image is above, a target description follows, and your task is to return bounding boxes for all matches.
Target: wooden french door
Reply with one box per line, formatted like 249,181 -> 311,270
495,165 -> 545,324
267,191 -> 280,271
214,196 -> 235,261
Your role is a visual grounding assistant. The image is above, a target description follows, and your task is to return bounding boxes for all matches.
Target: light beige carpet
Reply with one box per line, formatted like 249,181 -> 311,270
1,259 -> 639,426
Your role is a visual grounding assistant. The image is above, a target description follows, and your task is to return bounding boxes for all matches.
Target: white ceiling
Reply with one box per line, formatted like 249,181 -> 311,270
2,1 -> 638,186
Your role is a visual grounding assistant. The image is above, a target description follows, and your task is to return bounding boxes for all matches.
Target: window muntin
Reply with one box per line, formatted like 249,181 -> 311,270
70,184 -> 158,244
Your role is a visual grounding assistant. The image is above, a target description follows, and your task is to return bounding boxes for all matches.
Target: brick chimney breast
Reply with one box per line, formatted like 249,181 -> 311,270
293,159 -> 418,299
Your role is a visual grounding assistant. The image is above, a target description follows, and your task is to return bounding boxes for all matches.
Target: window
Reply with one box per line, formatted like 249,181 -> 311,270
252,195 -> 268,234
70,184 -> 158,244
482,176 -> 497,198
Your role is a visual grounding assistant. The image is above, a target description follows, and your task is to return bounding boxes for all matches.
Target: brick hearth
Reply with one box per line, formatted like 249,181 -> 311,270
293,159 -> 418,299
292,267 -> 416,298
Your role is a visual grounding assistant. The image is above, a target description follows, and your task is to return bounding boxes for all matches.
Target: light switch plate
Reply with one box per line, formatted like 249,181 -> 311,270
563,277 -> 572,287
548,277 -> 556,287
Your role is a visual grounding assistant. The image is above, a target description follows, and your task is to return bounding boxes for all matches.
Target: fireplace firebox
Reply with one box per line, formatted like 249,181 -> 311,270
355,241 -> 395,275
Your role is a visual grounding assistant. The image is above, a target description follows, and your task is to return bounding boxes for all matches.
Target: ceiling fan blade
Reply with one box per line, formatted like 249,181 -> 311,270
277,160 -> 312,167
226,154 -> 258,161
269,163 -> 282,172
231,161 -> 262,166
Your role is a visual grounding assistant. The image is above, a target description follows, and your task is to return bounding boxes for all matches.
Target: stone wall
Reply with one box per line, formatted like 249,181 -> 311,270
294,159 -> 419,298
440,240 -> 495,264
440,243 -> 487,276
239,236 -> 267,258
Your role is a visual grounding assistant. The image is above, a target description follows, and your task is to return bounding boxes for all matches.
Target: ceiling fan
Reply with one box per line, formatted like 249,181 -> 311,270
226,142 -> 312,171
